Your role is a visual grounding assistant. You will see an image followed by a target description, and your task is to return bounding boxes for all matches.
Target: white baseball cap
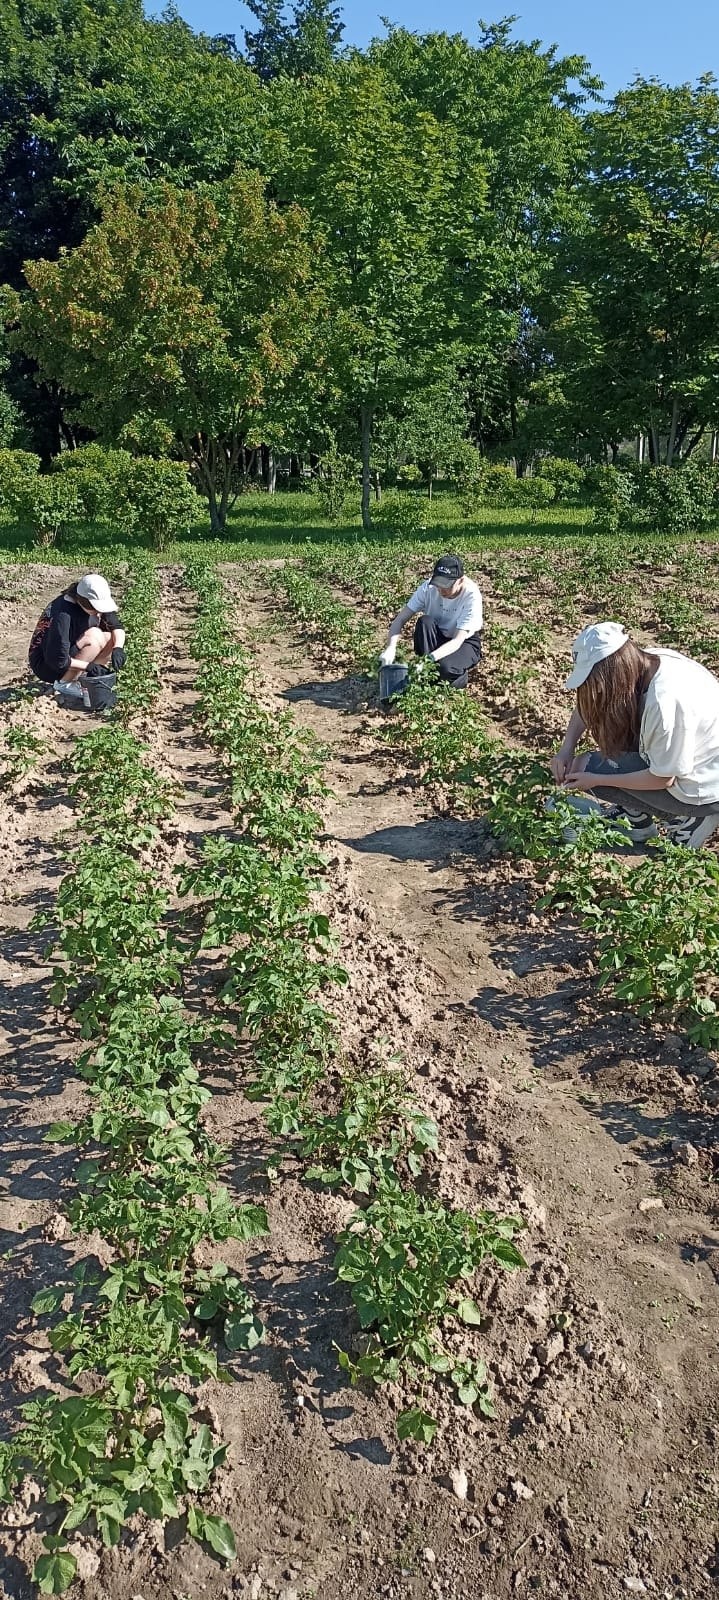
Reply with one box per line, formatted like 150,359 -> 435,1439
76,573 -> 117,614
564,622 -> 629,690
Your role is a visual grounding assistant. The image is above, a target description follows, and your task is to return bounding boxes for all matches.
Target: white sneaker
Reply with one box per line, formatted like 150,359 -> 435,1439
605,804 -> 658,843
544,792 -> 607,843
663,813 -> 719,849
53,679 -> 84,704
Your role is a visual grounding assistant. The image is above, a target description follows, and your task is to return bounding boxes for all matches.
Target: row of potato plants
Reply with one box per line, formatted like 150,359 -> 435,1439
272,562 -> 719,1051
269,553 -> 557,729
182,555 -> 527,1446
297,533 -> 719,671
0,562 -> 266,1595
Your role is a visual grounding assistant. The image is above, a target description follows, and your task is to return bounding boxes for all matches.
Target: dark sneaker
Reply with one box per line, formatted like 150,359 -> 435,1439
663,813 -> 719,849
606,804 -> 658,843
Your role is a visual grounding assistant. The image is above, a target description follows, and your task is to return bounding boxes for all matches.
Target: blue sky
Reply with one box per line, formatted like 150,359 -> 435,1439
151,0 -> 718,96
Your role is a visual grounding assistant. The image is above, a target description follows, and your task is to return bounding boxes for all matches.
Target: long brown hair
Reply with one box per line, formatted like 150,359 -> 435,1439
576,640 -> 660,758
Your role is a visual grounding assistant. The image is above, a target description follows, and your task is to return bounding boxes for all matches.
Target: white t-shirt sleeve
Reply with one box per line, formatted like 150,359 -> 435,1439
406,581 -> 430,615
641,690 -> 696,777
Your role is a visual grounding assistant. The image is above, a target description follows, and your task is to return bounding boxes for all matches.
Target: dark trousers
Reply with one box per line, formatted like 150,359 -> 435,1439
586,752 -> 719,820
413,617 -> 482,689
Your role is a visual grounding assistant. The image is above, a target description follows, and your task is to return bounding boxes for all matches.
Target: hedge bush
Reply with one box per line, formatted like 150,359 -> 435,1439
634,461 -> 719,535
373,491 -> 428,536
55,447 -> 199,547
0,448 -> 40,519
584,464 -> 637,535
535,456 -> 585,502
126,458 -> 199,549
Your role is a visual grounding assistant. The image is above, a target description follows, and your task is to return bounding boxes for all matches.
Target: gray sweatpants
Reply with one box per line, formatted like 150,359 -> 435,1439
586,753 -> 719,820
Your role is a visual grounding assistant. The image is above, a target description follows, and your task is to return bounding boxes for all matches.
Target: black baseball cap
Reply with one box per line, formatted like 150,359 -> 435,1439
430,554 -> 464,585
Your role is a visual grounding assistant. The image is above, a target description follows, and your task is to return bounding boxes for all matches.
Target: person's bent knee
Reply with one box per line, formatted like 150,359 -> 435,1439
413,618 -> 435,656
76,626 -> 107,652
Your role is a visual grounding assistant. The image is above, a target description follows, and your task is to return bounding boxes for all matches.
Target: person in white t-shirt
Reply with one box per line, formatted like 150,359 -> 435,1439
379,554 -> 483,689
551,621 -> 719,848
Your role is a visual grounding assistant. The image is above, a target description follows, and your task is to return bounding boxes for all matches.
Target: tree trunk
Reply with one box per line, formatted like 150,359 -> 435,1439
635,433 -> 646,464
207,486 -> 226,532
360,403 -> 373,531
427,477 -> 433,501
261,444 -> 277,493
666,397 -> 680,467
712,431 -> 719,465
648,423 -> 661,467
372,472 -> 382,503
684,424 -> 706,459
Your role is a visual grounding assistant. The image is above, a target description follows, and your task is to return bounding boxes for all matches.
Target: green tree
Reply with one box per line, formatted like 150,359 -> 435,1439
243,0 -> 290,81
284,0 -> 344,77
0,0 -> 264,452
367,24 -> 598,462
243,0 -> 343,79
7,171 -> 323,529
374,367 -> 470,496
270,57 -> 496,526
545,77 -> 719,464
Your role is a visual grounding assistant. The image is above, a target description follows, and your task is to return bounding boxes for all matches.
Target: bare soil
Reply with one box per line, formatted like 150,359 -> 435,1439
0,565 -> 718,1600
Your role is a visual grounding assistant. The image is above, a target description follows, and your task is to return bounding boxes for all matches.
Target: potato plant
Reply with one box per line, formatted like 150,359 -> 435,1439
2,560 -> 264,1594
335,1190 -> 526,1440
271,555 -> 719,1050
183,556 -> 526,1440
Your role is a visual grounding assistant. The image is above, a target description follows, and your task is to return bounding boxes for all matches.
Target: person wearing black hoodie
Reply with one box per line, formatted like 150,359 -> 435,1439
28,573 -> 125,705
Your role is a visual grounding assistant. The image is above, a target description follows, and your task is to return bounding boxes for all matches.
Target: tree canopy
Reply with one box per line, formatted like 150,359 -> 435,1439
1,0 -> 718,519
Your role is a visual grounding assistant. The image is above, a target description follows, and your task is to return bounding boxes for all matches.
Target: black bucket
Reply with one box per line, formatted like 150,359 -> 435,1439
378,663 -> 410,703
82,670 -> 117,711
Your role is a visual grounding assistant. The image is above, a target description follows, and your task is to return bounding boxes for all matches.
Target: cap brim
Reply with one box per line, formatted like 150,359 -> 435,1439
564,662 -> 592,691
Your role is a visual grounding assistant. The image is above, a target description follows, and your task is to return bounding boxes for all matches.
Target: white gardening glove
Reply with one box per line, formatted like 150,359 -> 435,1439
380,641 -> 398,666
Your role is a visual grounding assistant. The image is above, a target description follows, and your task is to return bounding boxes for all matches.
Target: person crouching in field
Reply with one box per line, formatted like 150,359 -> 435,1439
28,574 -> 126,707
379,554 -> 483,689
551,622 -> 719,849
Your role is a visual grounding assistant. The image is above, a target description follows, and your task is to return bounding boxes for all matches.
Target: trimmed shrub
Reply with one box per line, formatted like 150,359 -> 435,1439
0,449 -> 40,520
513,477 -> 557,516
373,491 -> 428,537
535,457 -> 585,503
55,446 -> 199,547
126,458 -> 199,549
634,461 -> 719,535
25,474 -> 83,546
54,444 -> 134,523
482,464 -> 520,508
584,465 -> 636,535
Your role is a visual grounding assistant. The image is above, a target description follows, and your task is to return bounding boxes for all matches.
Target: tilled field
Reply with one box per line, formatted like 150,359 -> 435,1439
0,560 -> 718,1600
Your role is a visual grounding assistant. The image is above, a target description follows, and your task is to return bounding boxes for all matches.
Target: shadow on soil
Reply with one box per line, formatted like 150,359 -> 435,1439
282,677 -> 371,714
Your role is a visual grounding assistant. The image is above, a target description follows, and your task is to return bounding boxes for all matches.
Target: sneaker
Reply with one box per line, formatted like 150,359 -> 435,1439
53,679 -> 84,704
544,792 -> 608,843
605,804 -> 658,843
662,813 -> 719,849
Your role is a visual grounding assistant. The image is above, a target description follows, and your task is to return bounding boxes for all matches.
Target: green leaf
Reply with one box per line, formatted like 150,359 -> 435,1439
224,1312 -> 264,1351
159,1395 -> 189,1455
187,1500 -> 236,1560
31,1286 -> 66,1316
194,1294 -> 220,1321
492,1240 -> 527,1269
34,1552 -> 78,1595
397,1408 -> 437,1444
456,1297 -> 483,1326
43,1123 -> 77,1144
